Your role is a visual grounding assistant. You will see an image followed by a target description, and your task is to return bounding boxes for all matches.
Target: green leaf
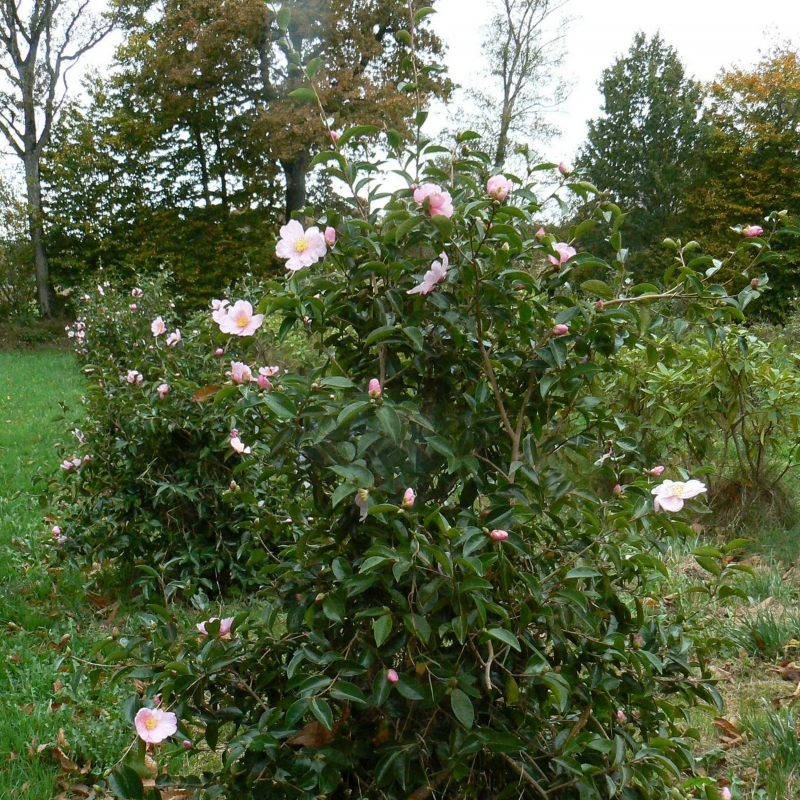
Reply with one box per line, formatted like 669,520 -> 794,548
402,326 -> 424,351
580,280 -> 614,300
319,376 -> 355,389
376,405 -> 402,443
373,614 -> 393,647
331,482 -> 357,508
694,556 -> 722,577
310,698 -> 334,730
276,6 -> 291,29
108,765 -> 144,799
288,87 -> 316,104
261,392 -> 296,419
565,567 -> 601,579
486,627 -> 521,652
337,400 -> 371,427
305,57 -> 321,79
337,125 -> 381,147
395,30 -> 412,46
330,681 -> 368,705
450,688 -> 474,729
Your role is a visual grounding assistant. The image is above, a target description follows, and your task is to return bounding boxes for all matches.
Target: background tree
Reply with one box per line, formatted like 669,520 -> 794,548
0,0 -> 113,316
576,33 -> 702,274
457,0 -> 570,169
681,45 -> 800,320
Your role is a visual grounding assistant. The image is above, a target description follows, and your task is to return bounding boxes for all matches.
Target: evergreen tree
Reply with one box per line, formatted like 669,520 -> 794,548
577,33 -> 701,272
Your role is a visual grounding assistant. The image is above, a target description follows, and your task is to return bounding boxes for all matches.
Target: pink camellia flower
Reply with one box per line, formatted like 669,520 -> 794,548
651,479 -> 707,513
126,370 -> 143,384
71,456 -> 83,469
329,130 -> 341,144
648,465 -> 665,476
535,227 -> 546,239
368,378 -> 382,398
134,707 -> 178,744
407,252 -> 449,296
324,226 -> 336,245
413,183 -> 454,218
386,669 -> 399,684
486,174 -> 512,202
61,459 -> 75,471
742,225 -> 763,237
230,435 -> 251,455
275,220 -> 328,271
52,525 -> 61,536
166,329 -> 181,346
217,300 -> 264,336
261,366 -> 280,378
552,324 -> 569,336
129,303 -> 137,311
558,162 -> 570,175
211,299 -> 230,324
720,788 -> 732,800
355,488 -> 369,521
131,288 -> 143,299
490,529 -> 509,542
157,383 -> 170,399
196,616 -> 235,640
228,361 -> 253,384
402,488 -> 416,509
547,243 -> 576,267
257,373 -> 272,391
151,317 -> 166,336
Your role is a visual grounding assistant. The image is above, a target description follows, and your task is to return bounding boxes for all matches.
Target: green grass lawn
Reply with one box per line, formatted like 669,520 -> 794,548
0,350 -> 129,799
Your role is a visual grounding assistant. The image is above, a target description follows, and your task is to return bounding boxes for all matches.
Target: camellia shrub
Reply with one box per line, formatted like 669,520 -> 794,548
76,110 -> 783,799
53,272 -> 318,597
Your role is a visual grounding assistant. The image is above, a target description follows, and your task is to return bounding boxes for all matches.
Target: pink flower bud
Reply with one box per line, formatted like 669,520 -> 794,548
615,709 -> 627,724
489,529 -> 509,542
558,162 -> 569,176
613,484 -> 622,495
486,174 -> 512,202
129,303 -> 137,310
257,375 -> 272,390
742,225 -> 763,237
52,525 -> 61,535
552,324 -> 569,336
648,466 -> 665,476
751,277 -> 759,288
595,300 -> 604,310
402,488 -> 416,509
324,226 -> 336,245
183,739 -> 193,750
720,788 -> 732,800
535,227 -> 546,239
386,669 -> 399,684
215,348 -> 224,356
368,378 -> 382,398
329,130 -> 341,144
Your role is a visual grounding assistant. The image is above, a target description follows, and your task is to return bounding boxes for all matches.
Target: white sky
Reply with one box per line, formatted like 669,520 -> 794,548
433,0 -> 800,164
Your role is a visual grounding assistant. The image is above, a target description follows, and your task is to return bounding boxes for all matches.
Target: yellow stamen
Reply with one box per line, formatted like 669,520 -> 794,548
294,237 -> 309,253
145,717 -> 158,730
236,312 -> 250,327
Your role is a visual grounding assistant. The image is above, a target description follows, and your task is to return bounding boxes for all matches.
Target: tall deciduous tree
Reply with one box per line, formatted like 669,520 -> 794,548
0,0 -> 113,315
112,0 -> 449,219
577,33 -> 701,269
459,0 -> 569,169
681,46 -> 800,321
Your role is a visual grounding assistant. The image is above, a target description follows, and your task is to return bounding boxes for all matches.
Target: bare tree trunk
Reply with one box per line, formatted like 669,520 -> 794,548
280,151 -> 310,219
23,151 -> 53,316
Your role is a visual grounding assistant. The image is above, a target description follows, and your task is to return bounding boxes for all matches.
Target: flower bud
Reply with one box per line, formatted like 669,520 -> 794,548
552,324 -> 569,336
402,488 -> 416,509
751,277 -> 759,288
386,669 -> 399,684
535,227 -> 546,239
595,300 -> 604,310
215,348 -> 224,356
324,226 -> 336,245
648,465 -> 665,476
489,529 -> 509,542
615,709 -> 627,724
613,484 -> 622,495
558,162 -> 569,176
368,378 -> 382,398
